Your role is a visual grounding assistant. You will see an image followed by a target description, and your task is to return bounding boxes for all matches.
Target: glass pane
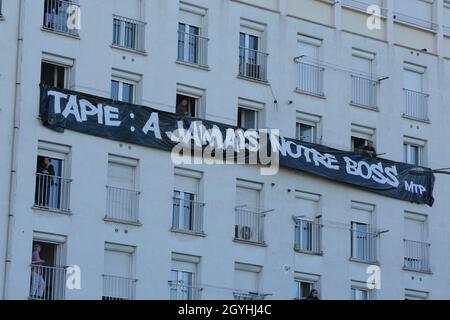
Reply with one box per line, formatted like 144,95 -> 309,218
249,35 -> 258,50
410,146 -> 419,165
300,282 -> 312,299
239,33 -> 246,47
178,23 -> 186,61
172,191 -> 181,228
56,65 -> 65,89
122,83 -> 134,104
403,144 -> 408,163
188,26 -> 199,63
111,81 -> 119,101
113,19 -> 121,45
299,124 -> 313,143
243,109 -> 256,129
293,281 -> 300,299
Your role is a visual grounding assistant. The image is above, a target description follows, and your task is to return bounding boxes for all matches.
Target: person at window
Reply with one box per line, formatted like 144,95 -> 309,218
176,97 -> 189,116
35,157 -> 55,208
30,244 -> 46,299
362,141 -> 377,158
305,289 -> 320,300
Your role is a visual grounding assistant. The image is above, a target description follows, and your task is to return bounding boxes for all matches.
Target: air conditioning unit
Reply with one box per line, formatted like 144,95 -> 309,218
235,225 -> 252,241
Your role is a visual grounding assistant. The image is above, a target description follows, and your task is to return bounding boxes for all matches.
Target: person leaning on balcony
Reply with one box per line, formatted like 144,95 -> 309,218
305,289 -> 320,300
35,156 -> 55,208
30,244 -> 46,299
361,141 -> 377,158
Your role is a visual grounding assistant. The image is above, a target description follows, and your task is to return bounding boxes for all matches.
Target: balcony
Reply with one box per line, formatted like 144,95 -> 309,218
29,264 -> 66,300
172,197 -> 205,234
106,186 -> 140,224
296,62 -> 325,97
233,292 -> 268,300
112,15 -> 146,53
294,219 -> 322,255
404,240 -> 431,273
341,0 -> 388,17
43,0 -> 80,36
102,275 -> 137,300
238,47 -> 268,82
403,88 -> 429,121
177,31 -> 209,68
393,12 -> 438,31
34,173 -> 72,213
169,282 -> 202,300
234,206 -> 266,245
350,228 -> 378,263
351,75 -> 377,109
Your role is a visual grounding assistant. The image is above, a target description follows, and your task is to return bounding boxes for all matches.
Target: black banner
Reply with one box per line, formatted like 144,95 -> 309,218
39,85 -> 435,206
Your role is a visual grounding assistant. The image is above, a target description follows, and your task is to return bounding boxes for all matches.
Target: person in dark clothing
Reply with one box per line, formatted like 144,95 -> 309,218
35,156 -> 55,208
362,141 -> 377,158
305,289 -> 320,300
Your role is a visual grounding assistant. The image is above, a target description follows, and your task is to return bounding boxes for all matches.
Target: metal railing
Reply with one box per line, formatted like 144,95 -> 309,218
113,15 -> 146,52
351,75 -> 377,108
106,186 -> 140,223
29,264 -> 66,300
177,31 -> 209,67
403,88 -> 429,121
233,292 -> 267,300
169,282 -> 202,300
404,240 -> 431,273
294,219 -> 322,255
393,12 -> 438,31
297,62 -> 325,97
102,275 -> 137,300
172,197 -> 205,233
43,0 -> 79,36
34,173 -> 71,212
239,47 -> 268,82
341,0 -> 388,17
350,228 -> 378,263
234,207 -> 265,244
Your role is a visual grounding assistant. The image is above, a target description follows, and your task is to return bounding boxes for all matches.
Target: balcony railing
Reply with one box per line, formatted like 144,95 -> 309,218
239,47 -> 268,82
102,275 -> 137,300
169,282 -> 202,300
403,88 -> 429,121
233,292 -> 267,300
342,0 -> 388,17
113,15 -> 146,52
172,197 -> 205,234
404,240 -> 431,273
393,12 -> 438,31
177,31 -> 209,67
106,186 -> 140,223
43,0 -> 79,36
235,207 -> 265,244
29,264 -> 66,300
294,219 -> 322,255
34,173 -> 72,212
350,228 -> 378,263
444,26 -> 450,37
351,75 -> 377,109
297,62 -> 325,97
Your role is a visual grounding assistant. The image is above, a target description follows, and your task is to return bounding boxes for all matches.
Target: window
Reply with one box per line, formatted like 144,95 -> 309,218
177,3 -> 208,67
294,218 -> 322,254
112,15 -> 146,52
293,272 -> 320,300
170,253 -> 201,300
235,180 -> 265,244
172,169 -> 204,234
34,142 -> 71,213
403,63 -> 428,120
351,49 -> 377,108
176,94 -> 197,117
103,243 -> 136,300
403,137 -> 426,165
237,107 -> 258,130
351,222 -> 377,262
234,263 -> 265,300
43,0 -> 79,36
351,287 -> 370,300
351,124 -> 375,153
296,123 -> 315,143
351,137 -> 368,152
106,156 -> 140,224
404,213 -> 430,272
296,35 -> 324,96
41,62 -> 67,89
30,232 -> 67,300
111,80 -> 135,104
239,20 -> 267,81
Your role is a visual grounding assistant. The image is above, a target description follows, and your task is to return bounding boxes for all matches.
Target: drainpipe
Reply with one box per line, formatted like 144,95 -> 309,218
2,0 -> 25,300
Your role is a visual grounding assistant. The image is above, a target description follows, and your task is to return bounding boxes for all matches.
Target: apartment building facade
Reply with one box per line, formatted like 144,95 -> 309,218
1,0 -> 450,300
